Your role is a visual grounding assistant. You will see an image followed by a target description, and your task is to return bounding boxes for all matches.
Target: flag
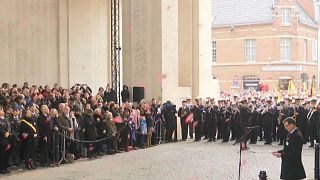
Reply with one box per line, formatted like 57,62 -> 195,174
185,113 -> 194,123
114,116 -> 123,123
288,80 -> 297,95
303,81 -> 307,92
273,81 -> 282,103
311,75 -> 316,97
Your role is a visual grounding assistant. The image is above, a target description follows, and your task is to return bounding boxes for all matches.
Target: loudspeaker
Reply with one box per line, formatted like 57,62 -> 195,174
133,87 -> 144,102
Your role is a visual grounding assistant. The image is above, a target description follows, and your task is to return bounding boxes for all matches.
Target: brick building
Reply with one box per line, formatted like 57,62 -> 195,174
212,0 -> 319,91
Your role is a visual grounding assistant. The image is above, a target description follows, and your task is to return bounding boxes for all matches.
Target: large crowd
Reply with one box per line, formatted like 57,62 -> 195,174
0,82 -> 319,175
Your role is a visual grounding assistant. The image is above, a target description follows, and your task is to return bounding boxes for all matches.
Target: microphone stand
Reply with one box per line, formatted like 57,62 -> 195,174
233,128 -> 255,180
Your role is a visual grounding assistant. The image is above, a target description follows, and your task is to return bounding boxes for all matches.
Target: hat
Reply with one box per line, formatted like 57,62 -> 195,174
311,99 -> 317,104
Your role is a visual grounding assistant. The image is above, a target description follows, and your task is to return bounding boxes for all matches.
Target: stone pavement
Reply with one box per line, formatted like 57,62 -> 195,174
2,139 -> 316,180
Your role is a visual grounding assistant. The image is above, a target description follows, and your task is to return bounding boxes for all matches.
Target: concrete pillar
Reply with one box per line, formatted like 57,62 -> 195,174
122,0 -> 162,102
68,0 -> 110,92
58,0 -> 70,88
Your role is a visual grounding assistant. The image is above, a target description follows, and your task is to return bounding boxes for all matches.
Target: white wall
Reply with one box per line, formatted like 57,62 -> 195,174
0,0 -> 111,92
198,0 -> 220,100
68,0 -> 110,93
162,0 -> 191,106
0,0 -> 59,86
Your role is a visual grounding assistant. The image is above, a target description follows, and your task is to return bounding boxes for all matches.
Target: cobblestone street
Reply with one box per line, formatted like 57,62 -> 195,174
3,140 -> 315,180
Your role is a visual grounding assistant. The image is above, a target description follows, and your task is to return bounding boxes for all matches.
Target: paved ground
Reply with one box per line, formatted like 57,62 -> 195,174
2,139 -> 316,180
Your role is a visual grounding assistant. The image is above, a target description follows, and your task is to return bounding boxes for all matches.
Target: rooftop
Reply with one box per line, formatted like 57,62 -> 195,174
212,0 -> 317,28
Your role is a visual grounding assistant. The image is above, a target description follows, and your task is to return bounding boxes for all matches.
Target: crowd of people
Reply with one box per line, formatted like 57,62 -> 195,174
0,82 -> 178,174
0,82 -> 319,175
177,90 -> 319,149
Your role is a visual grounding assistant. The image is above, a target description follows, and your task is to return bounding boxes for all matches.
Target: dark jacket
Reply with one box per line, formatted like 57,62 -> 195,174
8,115 -> 20,141
121,86 -> 130,103
0,117 -> 11,145
278,128 -> 306,180
83,114 -> 98,141
37,113 -> 52,139
20,117 -> 37,142
262,107 -> 276,129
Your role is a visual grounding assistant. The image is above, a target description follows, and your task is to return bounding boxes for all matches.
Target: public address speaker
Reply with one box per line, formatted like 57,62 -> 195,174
133,87 -> 144,102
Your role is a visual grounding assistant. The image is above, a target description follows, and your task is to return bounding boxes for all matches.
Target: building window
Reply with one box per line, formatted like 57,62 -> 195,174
312,40 -> 318,62
212,41 -> 216,63
281,8 -> 291,25
278,76 -> 292,90
280,37 -> 292,62
317,4 -> 320,21
303,39 -> 307,63
245,39 -> 256,63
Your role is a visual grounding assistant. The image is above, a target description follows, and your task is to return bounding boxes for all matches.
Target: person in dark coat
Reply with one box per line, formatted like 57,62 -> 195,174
220,101 -> 232,142
121,85 -> 130,103
205,103 -> 218,142
295,98 -> 308,144
0,106 -> 12,174
239,99 -> 252,139
272,117 -> 306,180
191,99 -> 202,142
278,101 -> 295,146
178,100 -> 189,141
249,103 -> 260,144
20,109 -> 38,170
298,102 -> 309,143
307,99 -> 319,147
82,109 -> 98,159
37,105 -> 52,167
94,108 -> 107,156
104,84 -> 117,103
163,101 -> 177,142
262,99 -> 276,145
230,103 -> 240,141
8,107 -> 21,167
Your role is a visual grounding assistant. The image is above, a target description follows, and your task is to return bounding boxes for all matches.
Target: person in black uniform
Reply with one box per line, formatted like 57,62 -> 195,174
278,100 -> 294,146
307,99 -> 318,147
272,117 -> 306,180
220,100 -> 232,142
204,102 -> 218,142
295,98 -> 308,144
37,105 -> 52,167
249,102 -> 260,144
230,102 -> 240,141
0,106 -> 12,174
239,99 -> 252,139
83,109 -> 98,159
192,99 -> 202,142
178,100 -> 189,141
262,98 -> 276,145
8,107 -> 21,167
20,109 -> 38,170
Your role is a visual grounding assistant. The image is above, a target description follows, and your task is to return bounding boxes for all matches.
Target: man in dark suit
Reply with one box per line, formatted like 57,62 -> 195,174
37,105 -> 52,167
272,117 -> 306,180
204,102 -> 218,142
